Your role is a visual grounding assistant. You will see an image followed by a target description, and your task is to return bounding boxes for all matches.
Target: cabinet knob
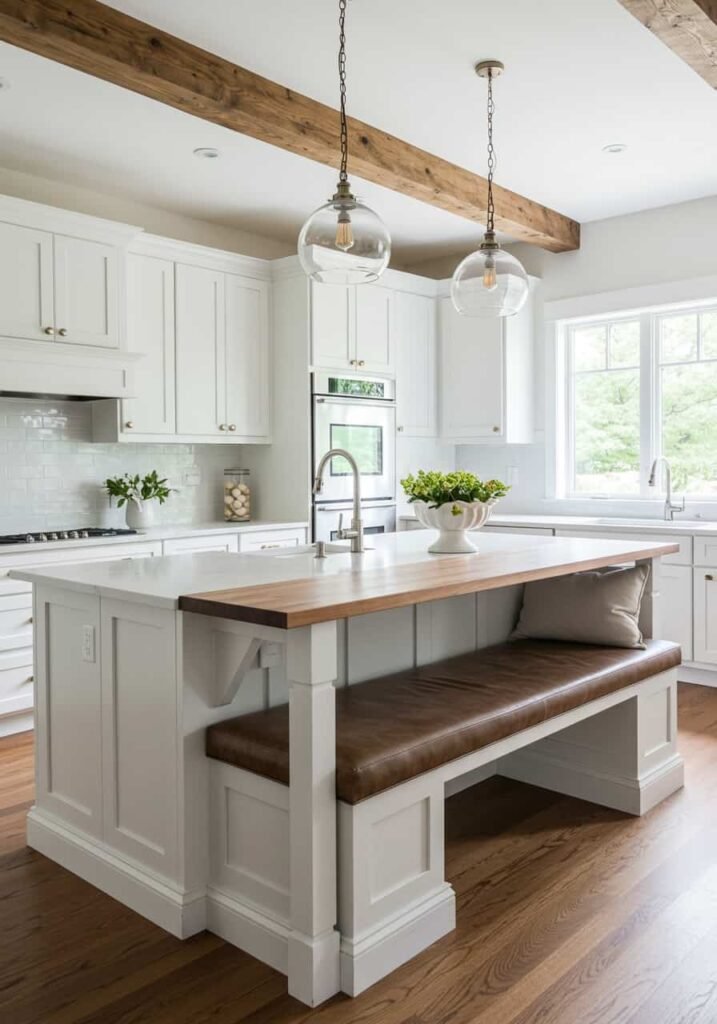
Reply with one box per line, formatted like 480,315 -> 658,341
58,328 -> 68,337
228,424 -> 236,432
27,675 -> 34,683
124,421 -> 134,430
44,326 -> 55,335
707,574 -> 715,582
492,426 -> 500,433
397,425 -> 404,432
358,360 -> 365,367
349,359 -> 357,366
219,423 -> 228,431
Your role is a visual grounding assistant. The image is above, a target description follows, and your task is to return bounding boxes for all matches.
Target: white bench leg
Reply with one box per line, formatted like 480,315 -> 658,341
286,622 -> 341,1007
338,773 -> 456,996
500,668 -> 684,815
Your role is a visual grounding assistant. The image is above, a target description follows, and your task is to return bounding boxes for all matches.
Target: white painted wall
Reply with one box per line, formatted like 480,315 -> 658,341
0,165 -> 293,258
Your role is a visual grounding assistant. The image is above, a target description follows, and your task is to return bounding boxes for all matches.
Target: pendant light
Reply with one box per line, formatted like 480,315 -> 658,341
298,0 -> 391,285
451,61 -> 529,318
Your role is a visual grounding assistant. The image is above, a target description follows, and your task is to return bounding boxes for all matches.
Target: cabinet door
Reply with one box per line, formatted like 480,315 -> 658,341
439,297 -> 504,440
225,274 -> 271,438
53,234 -> 120,348
660,564 -> 693,660
101,598 -> 178,877
355,284 -> 394,374
122,254 -> 175,435
694,569 -> 717,665
163,534 -> 239,554
395,292 -> 436,436
0,222 -> 54,341
175,263 -> 226,436
311,282 -> 354,369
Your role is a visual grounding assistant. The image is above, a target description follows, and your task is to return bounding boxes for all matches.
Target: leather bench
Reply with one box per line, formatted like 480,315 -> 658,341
206,637 -> 681,804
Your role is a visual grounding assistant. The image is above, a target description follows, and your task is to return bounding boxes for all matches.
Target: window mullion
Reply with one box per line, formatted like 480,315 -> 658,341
638,313 -> 655,498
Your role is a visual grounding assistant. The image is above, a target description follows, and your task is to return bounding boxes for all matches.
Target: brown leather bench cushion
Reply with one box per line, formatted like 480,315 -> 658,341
206,638 -> 681,804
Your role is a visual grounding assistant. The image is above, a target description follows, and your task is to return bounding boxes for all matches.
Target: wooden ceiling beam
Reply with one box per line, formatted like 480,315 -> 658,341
0,0 -> 580,253
618,0 -> 717,87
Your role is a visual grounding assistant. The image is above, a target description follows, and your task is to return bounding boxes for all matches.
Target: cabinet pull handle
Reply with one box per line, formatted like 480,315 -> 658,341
44,326 -> 55,335
58,328 -> 68,337
27,675 -> 34,683
706,574 -> 715,582
260,543 -> 281,549
124,421 -> 134,430
28,616 -> 33,624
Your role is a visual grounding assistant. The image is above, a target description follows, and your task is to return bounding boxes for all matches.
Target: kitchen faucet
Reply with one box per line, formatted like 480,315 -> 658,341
648,457 -> 685,521
313,448 -> 365,553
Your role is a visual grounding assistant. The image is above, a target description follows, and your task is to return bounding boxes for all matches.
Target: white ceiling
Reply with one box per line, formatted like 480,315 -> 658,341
0,0 -> 716,262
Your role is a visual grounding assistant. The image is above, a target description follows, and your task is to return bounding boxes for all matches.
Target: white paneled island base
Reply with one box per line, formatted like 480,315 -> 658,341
14,532 -> 683,1006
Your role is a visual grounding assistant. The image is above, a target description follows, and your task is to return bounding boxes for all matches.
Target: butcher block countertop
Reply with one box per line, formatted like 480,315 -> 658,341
12,532 -> 678,629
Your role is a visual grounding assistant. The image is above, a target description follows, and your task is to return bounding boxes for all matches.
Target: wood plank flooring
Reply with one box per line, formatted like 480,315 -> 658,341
2,683 -> 717,1023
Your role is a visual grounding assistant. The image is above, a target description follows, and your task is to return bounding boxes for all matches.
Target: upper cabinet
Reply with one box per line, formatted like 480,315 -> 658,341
310,281 -> 394,375
395,291 -> 437,437
95,238 -> 271,444
0,198 -> 134,350
439,277 -> 537,444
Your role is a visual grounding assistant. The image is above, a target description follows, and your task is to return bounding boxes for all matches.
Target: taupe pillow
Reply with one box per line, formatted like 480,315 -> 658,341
512,564 -> 649,649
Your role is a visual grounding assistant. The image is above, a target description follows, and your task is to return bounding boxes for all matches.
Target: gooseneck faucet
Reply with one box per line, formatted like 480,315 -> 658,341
313,448 -> 364,553
648,457 -> 685,521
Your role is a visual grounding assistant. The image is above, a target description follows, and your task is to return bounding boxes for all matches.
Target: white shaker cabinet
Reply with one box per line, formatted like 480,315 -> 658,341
311,282 -> 394,375
438,277 -> 536,443
694,569 -> 717,665
661,564 -> 694,662
175,262 -> 226,436
0,221 -> 121,348
0,222 -> 54,342
121,254 -> 176,435
395,291 -> 437,437
225,274 -> 271,439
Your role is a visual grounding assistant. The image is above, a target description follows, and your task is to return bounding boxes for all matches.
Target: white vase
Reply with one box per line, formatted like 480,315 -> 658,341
125,500 -> 156,531
411,499 -> 497,554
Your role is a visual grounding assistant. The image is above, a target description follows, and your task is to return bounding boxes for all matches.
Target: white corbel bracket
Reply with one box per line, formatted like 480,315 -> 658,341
212,636 -> 284,706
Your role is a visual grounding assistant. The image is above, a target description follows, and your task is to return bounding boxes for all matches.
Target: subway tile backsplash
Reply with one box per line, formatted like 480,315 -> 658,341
0,397 -> 236,533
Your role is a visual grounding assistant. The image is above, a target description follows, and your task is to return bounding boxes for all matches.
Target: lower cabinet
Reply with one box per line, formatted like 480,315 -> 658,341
163,534 -> 239,555
694,568 -> 717,665
238,527 -> 307,551
661,564 -> 693,662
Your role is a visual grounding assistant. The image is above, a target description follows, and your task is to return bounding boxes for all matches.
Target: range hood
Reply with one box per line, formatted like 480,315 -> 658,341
0,338 -> 142,401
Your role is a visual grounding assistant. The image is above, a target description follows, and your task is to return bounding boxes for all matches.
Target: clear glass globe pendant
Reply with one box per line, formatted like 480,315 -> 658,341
451,60 -> 529,318
298,0 -> 391,285
298,179 -> 391,285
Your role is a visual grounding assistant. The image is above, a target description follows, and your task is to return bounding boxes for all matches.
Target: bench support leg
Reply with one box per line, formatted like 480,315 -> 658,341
286,621 -> 341,1007
500,669 -> 684,815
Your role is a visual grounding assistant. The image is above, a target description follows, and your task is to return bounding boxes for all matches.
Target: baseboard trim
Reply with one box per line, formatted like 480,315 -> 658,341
340,884 -> 456,997
206,887 -> 289,975
679,666 -> 717,688
0,712 -> 33,738
27,809 -> 206,937
499,751 -> 684,816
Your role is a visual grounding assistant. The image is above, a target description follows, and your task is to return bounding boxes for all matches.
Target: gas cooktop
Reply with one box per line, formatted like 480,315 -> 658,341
0,527 -> 138,545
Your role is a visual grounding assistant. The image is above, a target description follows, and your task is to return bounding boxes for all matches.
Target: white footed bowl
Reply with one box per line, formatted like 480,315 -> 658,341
412,499 -> 496,554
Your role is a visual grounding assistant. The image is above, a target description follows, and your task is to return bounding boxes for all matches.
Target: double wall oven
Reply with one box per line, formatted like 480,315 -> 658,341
312,372 -> 396,542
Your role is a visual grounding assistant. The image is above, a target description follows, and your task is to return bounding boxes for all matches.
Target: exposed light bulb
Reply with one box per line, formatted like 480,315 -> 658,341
335,211 -> 354,252
482,257 -> 498,291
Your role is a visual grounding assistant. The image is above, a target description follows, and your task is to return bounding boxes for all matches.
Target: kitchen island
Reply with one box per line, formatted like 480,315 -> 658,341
13,530 -> 682,1005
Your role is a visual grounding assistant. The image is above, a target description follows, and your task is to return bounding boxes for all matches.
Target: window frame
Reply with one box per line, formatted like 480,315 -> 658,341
558,300 -> 717,502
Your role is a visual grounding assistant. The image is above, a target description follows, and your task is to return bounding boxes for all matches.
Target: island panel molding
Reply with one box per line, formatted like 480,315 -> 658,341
0,0 -> 579,253
618,0 -> 717,87
180,539 -> 679,629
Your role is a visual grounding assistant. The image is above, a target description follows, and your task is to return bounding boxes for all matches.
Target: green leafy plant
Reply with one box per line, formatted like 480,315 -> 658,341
104,471 -> 173,508
401,470 -> 509,515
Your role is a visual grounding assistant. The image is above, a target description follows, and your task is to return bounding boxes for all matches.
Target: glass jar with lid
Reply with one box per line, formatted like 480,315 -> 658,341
223,468 -> 251,522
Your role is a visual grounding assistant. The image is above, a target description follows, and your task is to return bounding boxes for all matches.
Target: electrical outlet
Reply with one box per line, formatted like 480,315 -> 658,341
81,624 -> 96,663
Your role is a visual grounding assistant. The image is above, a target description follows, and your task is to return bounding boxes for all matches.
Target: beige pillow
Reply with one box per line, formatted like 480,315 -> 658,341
512,564 -> 649,649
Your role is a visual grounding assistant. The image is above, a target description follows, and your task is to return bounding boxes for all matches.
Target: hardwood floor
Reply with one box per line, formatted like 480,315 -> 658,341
2,683 -> 717,1023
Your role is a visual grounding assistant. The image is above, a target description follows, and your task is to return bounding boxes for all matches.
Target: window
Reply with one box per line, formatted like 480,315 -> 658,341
561,302 -> 717,498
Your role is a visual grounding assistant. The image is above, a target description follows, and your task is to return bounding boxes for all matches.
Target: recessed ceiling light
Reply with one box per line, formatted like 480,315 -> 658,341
193,147 -> 220,160
602,143 -> 627,155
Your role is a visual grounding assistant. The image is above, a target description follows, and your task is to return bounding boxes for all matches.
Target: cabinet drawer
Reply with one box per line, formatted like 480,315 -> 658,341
0,594 -> 33,652
163,534 -> 239,555
0,652 -> 34,718
239,529 -> 306,552
555,529 -> 691,565
693,538 -> 717,567
483,526 -> 554,537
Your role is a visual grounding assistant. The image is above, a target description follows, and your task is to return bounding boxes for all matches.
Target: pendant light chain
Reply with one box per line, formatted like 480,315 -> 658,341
485,68 -> 496,236
338,0 -> 349,184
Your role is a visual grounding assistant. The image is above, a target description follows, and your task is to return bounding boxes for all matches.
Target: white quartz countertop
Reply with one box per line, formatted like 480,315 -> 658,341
0,520 -> 308,556
11,530 -> 677,613
399,511 -> 717,536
